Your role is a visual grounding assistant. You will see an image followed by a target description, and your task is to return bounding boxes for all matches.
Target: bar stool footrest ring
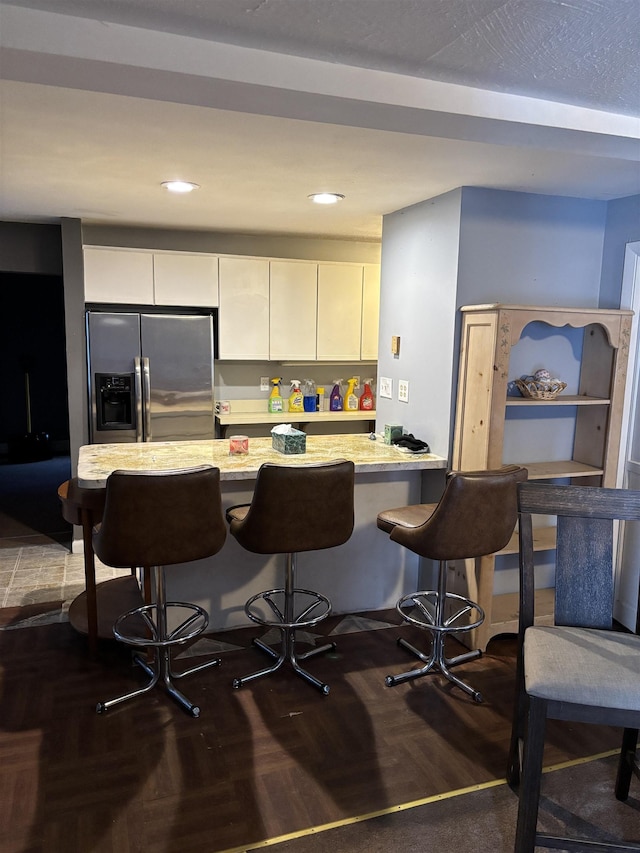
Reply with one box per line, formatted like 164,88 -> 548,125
244,587 -> 332,631
397,590 -> 484,635
114,601 -> 209,648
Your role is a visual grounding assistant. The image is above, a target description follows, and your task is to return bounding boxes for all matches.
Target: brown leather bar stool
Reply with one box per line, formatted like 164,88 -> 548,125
93,465 -> 227,717
226,460 -> 355,694
57,478 -> 108,654
377,465 -> 527,702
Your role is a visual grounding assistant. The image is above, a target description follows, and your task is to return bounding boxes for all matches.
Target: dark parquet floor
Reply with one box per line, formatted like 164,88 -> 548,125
0,607 -> 622,853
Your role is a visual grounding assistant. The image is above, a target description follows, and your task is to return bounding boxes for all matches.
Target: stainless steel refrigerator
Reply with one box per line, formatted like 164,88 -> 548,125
87,311 -> 216,443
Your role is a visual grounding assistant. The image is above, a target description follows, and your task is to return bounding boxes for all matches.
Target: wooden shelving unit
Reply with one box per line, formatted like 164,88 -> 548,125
450,303 -> 632,650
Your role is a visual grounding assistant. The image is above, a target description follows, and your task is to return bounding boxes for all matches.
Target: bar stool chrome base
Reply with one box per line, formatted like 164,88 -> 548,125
233,553 -> 335,694
97,567 -> 221,717
386,573 -> 485,702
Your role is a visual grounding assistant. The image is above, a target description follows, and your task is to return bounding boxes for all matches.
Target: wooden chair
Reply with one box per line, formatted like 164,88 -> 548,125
507,482 -> 640,852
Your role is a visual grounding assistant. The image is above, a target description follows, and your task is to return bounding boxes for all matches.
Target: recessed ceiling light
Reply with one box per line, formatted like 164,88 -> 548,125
161,180 -> 200,193
308,192 -> 345,205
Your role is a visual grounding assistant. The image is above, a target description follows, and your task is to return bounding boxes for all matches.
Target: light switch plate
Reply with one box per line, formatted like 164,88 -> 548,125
398,379 -> 409,402
379,377 -> 392,399
260,376 -> 270,391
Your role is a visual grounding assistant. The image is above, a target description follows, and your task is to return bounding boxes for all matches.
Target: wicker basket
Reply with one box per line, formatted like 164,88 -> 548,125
514,378 -> 567,400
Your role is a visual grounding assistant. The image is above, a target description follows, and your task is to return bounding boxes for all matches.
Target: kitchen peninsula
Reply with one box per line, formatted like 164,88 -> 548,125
77,435 -> 447,632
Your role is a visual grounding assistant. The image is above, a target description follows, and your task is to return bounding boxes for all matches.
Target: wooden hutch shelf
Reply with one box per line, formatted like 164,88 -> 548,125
451,303 -> 632,651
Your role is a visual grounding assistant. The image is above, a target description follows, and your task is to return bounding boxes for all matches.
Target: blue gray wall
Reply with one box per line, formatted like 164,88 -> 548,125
379,187 -> 638,464
457,188 -> 607,308
376,189 -> 462,459
600,194 -> 640,308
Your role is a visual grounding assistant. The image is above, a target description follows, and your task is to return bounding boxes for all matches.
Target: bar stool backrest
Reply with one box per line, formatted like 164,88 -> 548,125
390,465 -> 527,561
228,460 -> 355,555
93,465 -> 226,568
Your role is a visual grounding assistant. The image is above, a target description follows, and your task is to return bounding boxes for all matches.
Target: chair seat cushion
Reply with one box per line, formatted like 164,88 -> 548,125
226,504 -> 250,524
376,503 -> 437,534
525,625 -> 640,710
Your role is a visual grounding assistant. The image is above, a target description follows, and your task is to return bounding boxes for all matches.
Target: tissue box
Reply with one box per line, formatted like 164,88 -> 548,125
384,423 -> 403,445
272,428 -> 307,455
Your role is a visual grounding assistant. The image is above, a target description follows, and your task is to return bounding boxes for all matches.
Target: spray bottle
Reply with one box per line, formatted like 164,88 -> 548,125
359,379 -> 375,411
330,379 -> 344,411
344,377 -> 359,411
268,377 -> 283,413
302,378 -> 317,413
288,379 -> 304,413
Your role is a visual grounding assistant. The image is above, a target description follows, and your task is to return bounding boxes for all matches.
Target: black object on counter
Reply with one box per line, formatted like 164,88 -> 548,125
392,434 -> 430,453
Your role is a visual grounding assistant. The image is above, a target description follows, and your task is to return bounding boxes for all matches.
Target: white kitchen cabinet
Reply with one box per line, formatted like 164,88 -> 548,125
269,260 -> 317,360
218,257 -> 270,359
361,264 -> 380,360
316,264 -> 363,361
84,247 -> 154,304
153,252 -> 219,307
84,247 -> 219,307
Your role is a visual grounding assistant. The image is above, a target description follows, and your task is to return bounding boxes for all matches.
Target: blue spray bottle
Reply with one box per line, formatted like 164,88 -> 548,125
330,379 -> 343,411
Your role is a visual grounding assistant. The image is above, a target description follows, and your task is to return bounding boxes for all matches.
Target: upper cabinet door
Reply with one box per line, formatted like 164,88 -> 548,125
153,253 -> 219,307
84,247 -> 154,304
218,257 -> 270,359
316,264 -> 363,361
361,264 -> 380,360
269,260 -> 317,360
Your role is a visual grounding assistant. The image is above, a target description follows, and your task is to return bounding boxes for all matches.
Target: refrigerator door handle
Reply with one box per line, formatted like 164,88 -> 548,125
142,357 -> 152,441
134,358 -> 144,443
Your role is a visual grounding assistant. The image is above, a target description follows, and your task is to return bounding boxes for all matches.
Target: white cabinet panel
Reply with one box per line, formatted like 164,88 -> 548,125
361,263 -> 380,360
317,264 -> 363,361
269,260 -> 317,360
153,253 -> 219,307
218,257 -> 270,359
84,247 -> 154,304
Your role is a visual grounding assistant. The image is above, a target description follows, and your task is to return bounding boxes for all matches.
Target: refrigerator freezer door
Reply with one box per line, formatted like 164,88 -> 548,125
140,314 -> 215,441
88,312 -> 141,443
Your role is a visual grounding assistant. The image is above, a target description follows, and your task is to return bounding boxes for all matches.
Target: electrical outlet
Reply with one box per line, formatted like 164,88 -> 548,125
353,375 -> 360,389
398,379 -> 409,402
260,376 -> 270,391
379,377 -> 392,399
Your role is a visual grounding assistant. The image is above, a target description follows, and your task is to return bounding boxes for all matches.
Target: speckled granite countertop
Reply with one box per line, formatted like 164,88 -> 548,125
78,434 -> 447,487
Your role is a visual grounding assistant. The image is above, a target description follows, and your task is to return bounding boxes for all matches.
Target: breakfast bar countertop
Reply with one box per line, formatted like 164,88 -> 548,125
78,434 -> 447,487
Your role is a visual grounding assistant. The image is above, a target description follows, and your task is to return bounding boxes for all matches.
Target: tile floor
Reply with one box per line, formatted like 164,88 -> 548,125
0,542 -> 128,615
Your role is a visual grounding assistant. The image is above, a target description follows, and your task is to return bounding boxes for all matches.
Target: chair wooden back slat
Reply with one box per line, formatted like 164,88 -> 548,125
555,515 -> 614,629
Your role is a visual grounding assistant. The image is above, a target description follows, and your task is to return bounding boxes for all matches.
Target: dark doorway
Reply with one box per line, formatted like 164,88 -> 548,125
0,272 -> 70,452
0,272 -> 71,545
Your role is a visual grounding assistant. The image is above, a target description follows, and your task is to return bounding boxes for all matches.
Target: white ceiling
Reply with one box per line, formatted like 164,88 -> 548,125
1,0 -> 639,241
